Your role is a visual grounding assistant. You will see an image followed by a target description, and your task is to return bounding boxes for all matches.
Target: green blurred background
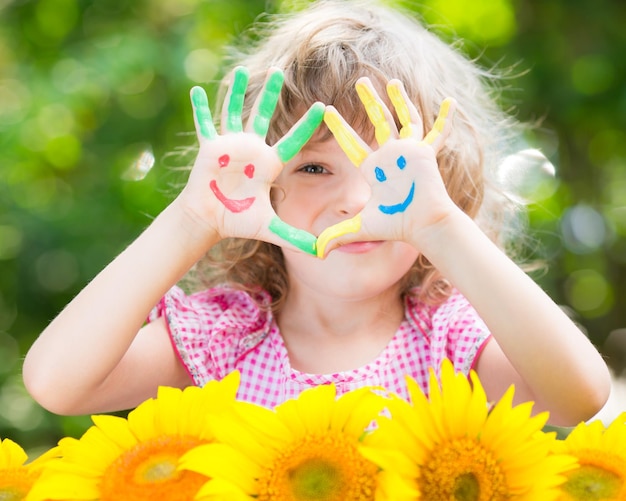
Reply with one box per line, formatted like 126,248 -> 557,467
1,0 -> 625,455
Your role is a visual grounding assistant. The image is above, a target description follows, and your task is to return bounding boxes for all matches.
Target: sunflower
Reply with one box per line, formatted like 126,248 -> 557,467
28,372 -> 240,501
360,359 -> 578,501
0,437 -> 58,501
179,383 -> 417,501
553,412 -> 626,501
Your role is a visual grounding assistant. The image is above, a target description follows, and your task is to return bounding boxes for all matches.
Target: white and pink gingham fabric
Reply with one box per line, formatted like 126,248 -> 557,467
148,285 -> 491,407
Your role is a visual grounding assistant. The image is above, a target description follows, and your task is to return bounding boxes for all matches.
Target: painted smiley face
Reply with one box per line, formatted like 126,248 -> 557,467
373,155 -> 415,215
209,154 -> 257,213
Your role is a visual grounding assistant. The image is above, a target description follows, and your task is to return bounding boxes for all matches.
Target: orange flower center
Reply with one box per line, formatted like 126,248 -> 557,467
420,437 -> 508,501
257,432 -> 378,501
100,435 -> 209,501
0,467 -> 40,501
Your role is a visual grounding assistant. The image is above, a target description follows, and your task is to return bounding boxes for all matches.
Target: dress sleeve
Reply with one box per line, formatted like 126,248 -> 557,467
147,285 -> 273,386
431,292 -> 492,376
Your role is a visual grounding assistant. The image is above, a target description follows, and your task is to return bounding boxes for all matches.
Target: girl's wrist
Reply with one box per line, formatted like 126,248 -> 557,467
408,205 -> 472,258
161,196 -> 222,252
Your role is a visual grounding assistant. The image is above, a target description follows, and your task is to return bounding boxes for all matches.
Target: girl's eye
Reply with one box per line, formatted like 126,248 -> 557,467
299,164 -> 327,174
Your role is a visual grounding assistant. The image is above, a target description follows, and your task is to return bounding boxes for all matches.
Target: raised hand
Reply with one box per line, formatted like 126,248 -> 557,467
316,77 -> 456,257
184,66 -> 324,255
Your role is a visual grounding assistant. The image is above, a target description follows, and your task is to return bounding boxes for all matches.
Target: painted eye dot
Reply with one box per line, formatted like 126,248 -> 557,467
375,166 -> 387,182
218,154 -> 230,167
397,155 -> 406,170
244,163 -> 255,179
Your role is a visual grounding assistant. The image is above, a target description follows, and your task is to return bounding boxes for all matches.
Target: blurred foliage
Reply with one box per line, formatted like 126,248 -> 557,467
1,0 -> 625,452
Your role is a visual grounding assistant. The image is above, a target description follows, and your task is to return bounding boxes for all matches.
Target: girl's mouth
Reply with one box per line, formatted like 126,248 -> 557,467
335,241 -> 384,253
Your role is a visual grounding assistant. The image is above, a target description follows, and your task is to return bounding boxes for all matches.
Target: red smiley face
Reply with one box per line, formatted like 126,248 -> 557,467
209,154 -> 257,213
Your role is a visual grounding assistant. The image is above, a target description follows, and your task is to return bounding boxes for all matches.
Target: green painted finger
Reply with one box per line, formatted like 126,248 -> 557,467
190,86 -> 217,140
225,67 -> 249,133
269,216 -> 317,255
275,102 -> 324,163
253,70 -> 285,137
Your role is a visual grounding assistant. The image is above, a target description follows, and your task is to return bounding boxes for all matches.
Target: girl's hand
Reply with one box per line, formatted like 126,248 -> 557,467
181,66 -> 324,255
316,77 -> 457,257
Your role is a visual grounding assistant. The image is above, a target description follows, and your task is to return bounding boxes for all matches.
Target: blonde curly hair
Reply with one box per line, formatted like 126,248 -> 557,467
188,0 -> 523,311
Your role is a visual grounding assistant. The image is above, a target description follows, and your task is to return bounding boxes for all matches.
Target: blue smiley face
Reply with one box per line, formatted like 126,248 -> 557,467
373,155 -> 415,215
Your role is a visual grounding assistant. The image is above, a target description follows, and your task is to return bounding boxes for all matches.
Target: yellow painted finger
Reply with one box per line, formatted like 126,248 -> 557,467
387,83 -> 414,139
316,214 -> 362,258
422,98 -> 453,146
356,82 -> 391,146
324,109 -> 369,167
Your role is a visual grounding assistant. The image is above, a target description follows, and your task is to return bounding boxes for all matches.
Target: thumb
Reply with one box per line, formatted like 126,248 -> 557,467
316,215 -> 364,259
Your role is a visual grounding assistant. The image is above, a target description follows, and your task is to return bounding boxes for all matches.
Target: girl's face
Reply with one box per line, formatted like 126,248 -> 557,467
273,135 -> 419,300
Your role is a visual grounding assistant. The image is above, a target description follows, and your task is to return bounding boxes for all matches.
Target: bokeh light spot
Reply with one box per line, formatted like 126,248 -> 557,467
422,0 -> 516,45
184,48 -> 220,83
34,0 -> 79,41
0,225 -> 23,260
37,103 -> 75,138
497,148 -> 558,204
44,134 -> 82,169
0,79 -> 31,126
561,204 -> 609,253
35,249 -> 80,292
565,269 -> 613,318
571,55 -> 615,95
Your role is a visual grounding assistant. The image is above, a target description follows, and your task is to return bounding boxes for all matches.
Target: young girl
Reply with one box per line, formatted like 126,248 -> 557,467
23,0 -> 610,426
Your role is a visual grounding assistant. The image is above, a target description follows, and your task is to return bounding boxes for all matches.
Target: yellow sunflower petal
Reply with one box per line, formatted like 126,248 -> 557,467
439,361 -> 473,438
277,384 -> 337,437
332,387 -> 388,438
375,469 -> 420,501
210,408 -> 278,464
602,412 -> 626,450
0,437 -> 27,467
126,397 -> 158,441
466,371 -> 490,436
28,471 -> 101,500
62,426 -> 125,473
91,414 -> 138,450
401,377 -> 439,449
154,386 -> 185,436
179,442 -> 260,494
358,444 -> 416,478
195,477 -> 254,501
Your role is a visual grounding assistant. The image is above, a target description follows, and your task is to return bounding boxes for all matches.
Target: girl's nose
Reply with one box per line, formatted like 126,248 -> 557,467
336,168 -> 371,216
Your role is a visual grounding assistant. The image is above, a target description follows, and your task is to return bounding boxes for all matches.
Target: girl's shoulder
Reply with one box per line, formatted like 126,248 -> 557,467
150,284 -> 272,326
148,285 -> 275,384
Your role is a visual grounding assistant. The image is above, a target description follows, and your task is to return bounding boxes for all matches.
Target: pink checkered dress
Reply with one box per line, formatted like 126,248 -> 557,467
148,285 -> 490,407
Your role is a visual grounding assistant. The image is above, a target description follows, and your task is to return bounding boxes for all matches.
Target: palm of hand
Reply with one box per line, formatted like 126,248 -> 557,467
317,78 -> 456,257
187,67 -> 323,254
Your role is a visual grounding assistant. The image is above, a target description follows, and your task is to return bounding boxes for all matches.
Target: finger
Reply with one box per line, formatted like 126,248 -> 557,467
316,214 -> 362,258
355,78 -> 395,146
274,102 -> 325,163
222,66 -> 249,133
422,97 -> 456,152
190,86 -> 217,140
323,106 -> 371,167
267,216 -> 317,256
387,80 -> 422,140
249,68 -> 285,138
